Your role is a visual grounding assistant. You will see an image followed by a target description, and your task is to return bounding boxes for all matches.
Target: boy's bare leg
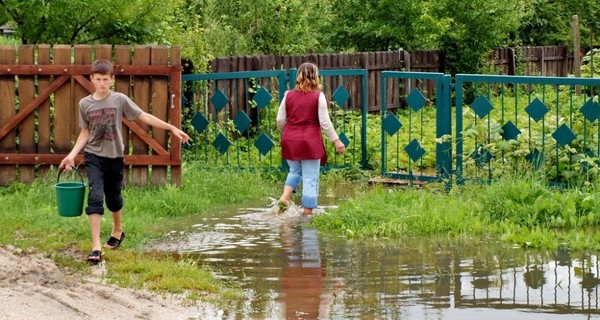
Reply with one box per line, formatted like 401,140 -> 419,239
303,207 -> 313,215
89,213 -> 102,251
109,209 -> 123,239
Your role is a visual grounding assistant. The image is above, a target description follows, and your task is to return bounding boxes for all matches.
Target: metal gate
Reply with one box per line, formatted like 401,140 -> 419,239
379,72 -> 452,184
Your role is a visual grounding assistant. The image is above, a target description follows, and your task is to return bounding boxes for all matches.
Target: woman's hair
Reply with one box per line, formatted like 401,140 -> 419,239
295,62 -> 321,92
91,59 -> 114,75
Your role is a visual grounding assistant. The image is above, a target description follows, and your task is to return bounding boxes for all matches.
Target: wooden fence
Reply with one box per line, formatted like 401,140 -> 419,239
0,44 -> 183,186
208,46 -> 575,112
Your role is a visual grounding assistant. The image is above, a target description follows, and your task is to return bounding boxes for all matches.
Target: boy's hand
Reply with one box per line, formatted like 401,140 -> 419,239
172,128 -> 191,144
59,157 -> 75,171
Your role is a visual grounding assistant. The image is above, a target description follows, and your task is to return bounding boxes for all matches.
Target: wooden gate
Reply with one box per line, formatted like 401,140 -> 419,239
0,44 -> 183,186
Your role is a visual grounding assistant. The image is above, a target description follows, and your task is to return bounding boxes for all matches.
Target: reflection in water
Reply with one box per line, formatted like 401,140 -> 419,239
146,203 -> 600,320
280,223 -> 341,319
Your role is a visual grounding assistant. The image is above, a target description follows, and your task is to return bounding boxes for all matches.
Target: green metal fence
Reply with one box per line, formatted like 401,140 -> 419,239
183,69 -> 600,186
379,72 -> 452,183
182,69 -> 368,170
455,74 -> 600,185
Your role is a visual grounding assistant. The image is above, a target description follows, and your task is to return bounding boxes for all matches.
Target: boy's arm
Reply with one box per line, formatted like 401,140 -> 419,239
136,112 -> 190,143
59,128 -> 90,171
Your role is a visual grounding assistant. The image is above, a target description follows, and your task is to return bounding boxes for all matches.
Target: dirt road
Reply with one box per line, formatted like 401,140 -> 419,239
0,245 -> 216,320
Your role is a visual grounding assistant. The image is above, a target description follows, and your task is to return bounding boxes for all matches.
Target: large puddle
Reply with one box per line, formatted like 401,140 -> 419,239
147,199 -> 600,319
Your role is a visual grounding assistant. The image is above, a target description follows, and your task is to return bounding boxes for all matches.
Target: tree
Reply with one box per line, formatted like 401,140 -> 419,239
517,0 -> 600,48
0,0 -> 175,44
203,0 -> 329,56
325,0 -> 447,51
433,0 -> 522,75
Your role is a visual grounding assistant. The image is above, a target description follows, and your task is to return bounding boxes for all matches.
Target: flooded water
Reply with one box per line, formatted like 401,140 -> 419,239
147,199 -> 600,320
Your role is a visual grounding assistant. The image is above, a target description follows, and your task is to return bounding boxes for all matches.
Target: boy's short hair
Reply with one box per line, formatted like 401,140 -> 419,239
91,59 -> 113,75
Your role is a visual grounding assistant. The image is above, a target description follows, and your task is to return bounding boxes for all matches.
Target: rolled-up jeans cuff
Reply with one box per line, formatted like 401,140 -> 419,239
302,196 -> 318,209
86,206 -> 104,215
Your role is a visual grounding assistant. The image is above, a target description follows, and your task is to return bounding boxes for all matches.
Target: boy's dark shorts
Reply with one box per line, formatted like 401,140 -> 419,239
84,152 -> 124,215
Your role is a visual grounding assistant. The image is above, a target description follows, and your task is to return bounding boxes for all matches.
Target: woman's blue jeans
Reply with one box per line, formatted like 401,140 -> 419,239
285,159 -> 320,209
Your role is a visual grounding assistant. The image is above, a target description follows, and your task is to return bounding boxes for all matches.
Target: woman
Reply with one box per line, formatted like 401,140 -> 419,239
276,62 -> 346,215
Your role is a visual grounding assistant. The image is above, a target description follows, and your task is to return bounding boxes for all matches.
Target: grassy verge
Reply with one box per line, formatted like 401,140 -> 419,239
312,175 -> 600,251
0,163 -> 280,303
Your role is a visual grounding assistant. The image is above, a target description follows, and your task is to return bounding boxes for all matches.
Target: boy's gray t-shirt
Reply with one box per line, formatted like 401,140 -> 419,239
79,91 -> 143,158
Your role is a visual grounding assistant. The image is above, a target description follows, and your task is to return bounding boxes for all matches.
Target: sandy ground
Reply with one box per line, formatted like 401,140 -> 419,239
0,245 -> 218,320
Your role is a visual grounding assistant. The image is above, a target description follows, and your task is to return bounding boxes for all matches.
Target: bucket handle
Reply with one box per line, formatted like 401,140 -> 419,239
57,166 -> 85,185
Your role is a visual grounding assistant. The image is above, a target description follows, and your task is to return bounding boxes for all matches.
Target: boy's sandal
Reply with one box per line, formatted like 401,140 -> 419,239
104,232 -> 125,249
87,250 -> 102,263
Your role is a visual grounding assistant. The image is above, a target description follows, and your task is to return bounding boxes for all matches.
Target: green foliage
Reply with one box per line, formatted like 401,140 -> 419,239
203,0 -> 328,56
435,0 -> 522,75
0,35 -> 20,45
581,48 -> 600,78
0,0 -> 178,44
326,0 -> 447,51
162,0 -> 209,72
517,0 -> 600,48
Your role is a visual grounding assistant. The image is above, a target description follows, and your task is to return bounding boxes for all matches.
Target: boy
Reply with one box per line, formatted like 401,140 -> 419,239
59,59 -> 190,263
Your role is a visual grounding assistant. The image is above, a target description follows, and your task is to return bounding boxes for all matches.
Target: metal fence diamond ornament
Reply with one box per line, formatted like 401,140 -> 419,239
332,85 -> 350,108
501,120 -> 521,141
470,144 -> 493,167
525,148 -> 544,169
470,95 -> 494,119
253,87 -> 273,109
552,124 -> 576,147
254,133 -> 274,156
210,89 -> 229,112
406,88 -> 427,112
404,139 -> 426,162
580,98 -> 600,122
233,111 -> 252,133
382,113 -> 403,136
191,112 -> 209,132
525,98 -> 549,122
212,133 -> 231,154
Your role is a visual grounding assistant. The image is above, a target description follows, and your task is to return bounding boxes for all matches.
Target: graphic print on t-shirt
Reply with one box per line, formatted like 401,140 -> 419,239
88,108 -> 118,141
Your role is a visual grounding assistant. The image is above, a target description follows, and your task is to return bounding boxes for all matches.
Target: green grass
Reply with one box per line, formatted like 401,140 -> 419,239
0,163 -> 279,302
312,175 -> 600,251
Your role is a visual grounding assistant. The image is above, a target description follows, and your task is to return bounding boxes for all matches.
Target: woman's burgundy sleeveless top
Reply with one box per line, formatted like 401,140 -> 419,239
280,90 -> 325,162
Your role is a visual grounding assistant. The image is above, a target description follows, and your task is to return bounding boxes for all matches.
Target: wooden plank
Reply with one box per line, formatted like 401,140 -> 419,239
95,45 -> 112,61
132,46 -> 151,186
53,45 -> 73,155
18,45 -> 35,183
114,45 -> 132,185
73,45 -> 92,140
0,64 -> 174,75
0,45 -> 17,184
170,46 -> 182,186
37,45 -> 52,176
0,154 -> 176,165
150,46 -> 169,185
